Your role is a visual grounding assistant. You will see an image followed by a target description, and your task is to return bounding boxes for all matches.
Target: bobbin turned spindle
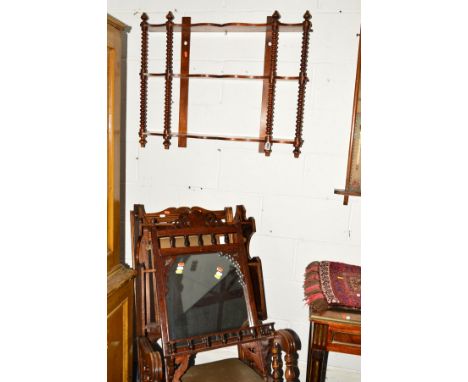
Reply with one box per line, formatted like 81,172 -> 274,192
163,11 -> 175,149
293,10 -> 312,158
263,10 -> 281,157
139,12 -> 149,147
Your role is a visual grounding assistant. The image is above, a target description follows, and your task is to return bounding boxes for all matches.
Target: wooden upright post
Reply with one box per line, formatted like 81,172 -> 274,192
258,16 -> 273,153
178,17 -> 191,148
139,13 -> 149,147
263,11 -> 280,157
293,11 -> 312,158
163,11 -> 175,149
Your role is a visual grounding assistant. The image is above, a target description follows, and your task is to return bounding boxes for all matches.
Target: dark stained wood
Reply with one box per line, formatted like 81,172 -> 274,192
166,323 -> 276,356
172,354 -> 190,382
137,337 -> 163,382
178,17 -> 191,148
139,13 -> 149,147
275,329 -> 301,382
306,309 -> 361,382
259,16 -> 273,153
263,11 -> 280,157
272,342 -> 283,382
130,204 -> 301,381
306,322 -> 329,382
147,72 -> 301,81
147,22 -> 306,33
293,11 -> 312,158
163,11 -> 174,149
145,131 -> 294,144
139,11 -> 313,156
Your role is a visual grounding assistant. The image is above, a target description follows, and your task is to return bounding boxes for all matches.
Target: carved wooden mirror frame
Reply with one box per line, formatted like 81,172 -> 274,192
143,210 -> 275,360
131,205 -> 301,382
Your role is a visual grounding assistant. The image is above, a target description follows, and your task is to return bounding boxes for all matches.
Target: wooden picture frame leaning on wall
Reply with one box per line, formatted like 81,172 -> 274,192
335,32 -> 361,205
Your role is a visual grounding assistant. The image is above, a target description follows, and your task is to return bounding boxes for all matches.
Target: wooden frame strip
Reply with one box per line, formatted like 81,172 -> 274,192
335,32 -> 361,205
146,131 -> 294,144
263,11 -> 280,156
178,17 -> 191,148
258,16 -> 273,152
147,22 -> 304,33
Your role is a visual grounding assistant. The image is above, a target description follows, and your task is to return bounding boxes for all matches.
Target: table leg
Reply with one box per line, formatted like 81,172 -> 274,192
306,322 -> 329,382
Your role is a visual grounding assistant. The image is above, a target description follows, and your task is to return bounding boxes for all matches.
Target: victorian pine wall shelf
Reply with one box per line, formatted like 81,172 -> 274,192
138,10 -> 312,157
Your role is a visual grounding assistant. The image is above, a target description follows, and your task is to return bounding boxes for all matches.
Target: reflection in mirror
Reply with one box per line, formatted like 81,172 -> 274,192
166,252 -> 248,340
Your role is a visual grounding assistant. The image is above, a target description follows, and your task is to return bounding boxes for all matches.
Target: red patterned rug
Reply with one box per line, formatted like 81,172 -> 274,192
304,261 -> 361,313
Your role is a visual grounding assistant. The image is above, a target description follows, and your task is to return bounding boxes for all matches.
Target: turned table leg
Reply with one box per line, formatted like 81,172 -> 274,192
306,322 -> 329,382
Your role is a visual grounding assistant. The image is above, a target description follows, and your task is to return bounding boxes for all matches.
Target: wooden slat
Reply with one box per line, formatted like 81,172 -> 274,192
259,16 -> 273,152
155,225 -> 238,237
334,189 -> 361,197
178,17 -> 191,148
145,131 -> 294,144
165,323 -> 276,356
147,73 -> 301,81
158,243 -> 240,256
343,33 -> 361,205
263,11 -> 280,156
148,22 -> 305,33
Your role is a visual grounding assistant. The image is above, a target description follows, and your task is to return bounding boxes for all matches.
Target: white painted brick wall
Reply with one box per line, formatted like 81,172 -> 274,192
109,1 -> 361,380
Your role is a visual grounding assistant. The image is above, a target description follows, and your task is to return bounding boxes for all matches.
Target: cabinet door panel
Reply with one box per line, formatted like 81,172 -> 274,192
108,295 -> 129,381
107,14 -> 134,382
107,21 -> 122,272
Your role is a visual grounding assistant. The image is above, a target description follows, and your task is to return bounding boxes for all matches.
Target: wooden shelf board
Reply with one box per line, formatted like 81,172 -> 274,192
145,131 -> 294,144
334,189 -> 361,197
148,22 -> 306,33
145,73 -> 302,81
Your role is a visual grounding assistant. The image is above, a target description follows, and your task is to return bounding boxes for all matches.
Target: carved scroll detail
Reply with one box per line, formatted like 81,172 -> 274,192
137,337 -> 163,382
172,208 -> 226,228
274,329 -> 302,382
172,354 -> 190,382
238,339 -> 271,378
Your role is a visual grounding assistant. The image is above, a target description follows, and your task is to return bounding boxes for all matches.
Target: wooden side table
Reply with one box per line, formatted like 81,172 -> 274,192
306,309 -> 361,382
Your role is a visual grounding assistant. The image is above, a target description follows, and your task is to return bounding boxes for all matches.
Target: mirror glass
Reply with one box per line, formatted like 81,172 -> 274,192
165,252 -> 248,340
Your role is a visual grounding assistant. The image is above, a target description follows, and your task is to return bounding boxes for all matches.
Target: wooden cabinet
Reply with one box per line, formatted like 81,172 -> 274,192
107,14 -> 135,382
